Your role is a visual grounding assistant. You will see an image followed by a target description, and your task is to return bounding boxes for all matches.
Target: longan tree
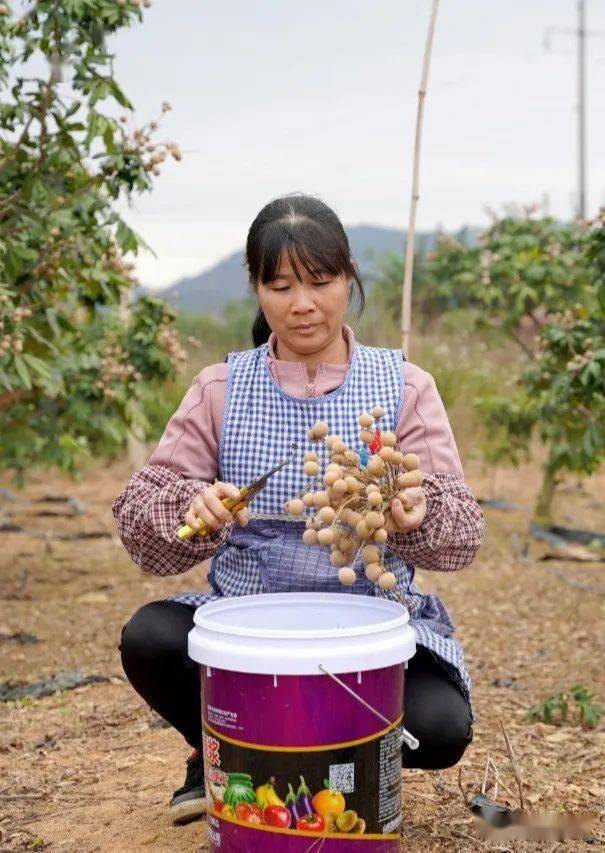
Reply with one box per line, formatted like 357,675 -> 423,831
424,209 -> 602,525
480,213 -> 605,524
0,1 -> 185,480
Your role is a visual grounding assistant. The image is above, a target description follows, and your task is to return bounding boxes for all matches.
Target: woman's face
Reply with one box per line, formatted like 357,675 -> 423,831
257,252 -> 350,355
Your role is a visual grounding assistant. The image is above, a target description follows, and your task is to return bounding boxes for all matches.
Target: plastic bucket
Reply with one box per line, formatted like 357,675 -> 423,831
188,592 -> 416,851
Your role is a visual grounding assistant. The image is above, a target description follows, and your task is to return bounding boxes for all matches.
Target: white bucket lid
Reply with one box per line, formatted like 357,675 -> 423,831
188,593 -> 416,675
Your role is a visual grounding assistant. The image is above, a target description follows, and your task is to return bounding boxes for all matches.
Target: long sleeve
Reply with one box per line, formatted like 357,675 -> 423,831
112,363 -> 229,575
112,463 -> 230,576
387,364 -> 485,571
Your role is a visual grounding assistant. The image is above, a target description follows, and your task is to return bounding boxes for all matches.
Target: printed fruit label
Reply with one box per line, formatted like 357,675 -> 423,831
202,719 -> 402,838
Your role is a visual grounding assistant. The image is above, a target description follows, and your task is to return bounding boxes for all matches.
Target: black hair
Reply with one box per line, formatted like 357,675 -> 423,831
245,193 -> 365,347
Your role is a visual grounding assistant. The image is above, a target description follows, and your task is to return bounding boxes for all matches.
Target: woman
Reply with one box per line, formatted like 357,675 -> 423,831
113,193 -> 484,826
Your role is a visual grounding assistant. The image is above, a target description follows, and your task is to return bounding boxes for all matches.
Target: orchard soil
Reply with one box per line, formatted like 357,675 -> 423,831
1,455 -> 604,852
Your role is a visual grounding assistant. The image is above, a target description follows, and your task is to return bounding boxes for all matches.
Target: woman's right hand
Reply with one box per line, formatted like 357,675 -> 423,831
184,482 -> 249,534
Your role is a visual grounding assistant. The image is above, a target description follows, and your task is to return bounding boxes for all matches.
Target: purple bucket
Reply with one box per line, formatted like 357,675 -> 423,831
188,593 -> 416,851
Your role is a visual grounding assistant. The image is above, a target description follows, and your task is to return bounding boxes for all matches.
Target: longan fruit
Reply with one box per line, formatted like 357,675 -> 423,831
379,446 -> 396,463
304,451 -> 318,462
397,469 -> 423,488
362,544 -> 380,564
344,450 -> 360,465
358,412 -> 374,428
325,434 -> 341,449
319,506 -> 336,524
330,550 -> 347,567
304,461 -> 319,477
402,452 -> 420,471
302,492 -> 315,507
371,405 -> 385,419
367,456 -> 385,476
324,470 -> 339,487
367,490 -> 382,507
348,510 -> 362,527
356,519 -> 372,540
313,490 -> 331,507
391,450 -> 404,466
344,475 -> 360,492
381,431 -> 397,447
326,463 -> 343,476
338,567 -> 357,586
311,420 -> 329,438
359,429 -> 374,445
365,511 -> 381,530
331,453 -> 346,465
332,439 -> 347,455
287,498 -> 305,516
340,534 -> 357,553
378,571 -> 397,590
365,562 -> 384,582
373,527 -> 388,544
332,478 -> 348,495
317,527 -> 335,546
302,528 -> 318,545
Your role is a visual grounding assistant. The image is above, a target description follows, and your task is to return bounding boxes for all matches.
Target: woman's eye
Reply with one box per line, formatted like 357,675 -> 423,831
314,280 -> 331,287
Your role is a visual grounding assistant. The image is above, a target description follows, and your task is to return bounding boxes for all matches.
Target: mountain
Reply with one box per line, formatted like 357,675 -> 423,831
148,224 -> 476,315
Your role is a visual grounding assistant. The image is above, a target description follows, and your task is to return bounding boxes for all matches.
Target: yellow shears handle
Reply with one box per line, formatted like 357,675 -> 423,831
177,485 -> 250,540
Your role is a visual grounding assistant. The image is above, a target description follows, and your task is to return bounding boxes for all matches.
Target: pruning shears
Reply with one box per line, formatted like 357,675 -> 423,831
177,444 -> 297,540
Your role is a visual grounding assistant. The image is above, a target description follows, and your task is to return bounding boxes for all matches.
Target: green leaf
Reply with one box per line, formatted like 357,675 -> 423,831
13,356 -> 32,389
115,219 -> 140,254
22,353 -> 52,379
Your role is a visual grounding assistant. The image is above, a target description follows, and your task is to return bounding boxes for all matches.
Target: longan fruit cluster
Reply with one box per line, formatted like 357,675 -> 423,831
285,407 -> 422,592
94,343 -> 142,400
0,299 -> 32,356
157,326 -> 187,368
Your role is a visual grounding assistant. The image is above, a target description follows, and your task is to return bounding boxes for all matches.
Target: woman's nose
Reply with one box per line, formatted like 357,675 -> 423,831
290,287 -> 316,313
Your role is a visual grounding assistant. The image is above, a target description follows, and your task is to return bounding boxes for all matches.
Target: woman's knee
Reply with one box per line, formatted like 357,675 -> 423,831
405,702 -> 473,769
404,669 -> 474,769
119,600 -> 191,672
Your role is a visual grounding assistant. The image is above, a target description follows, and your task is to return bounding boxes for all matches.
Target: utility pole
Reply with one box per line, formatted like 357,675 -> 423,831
545,1 -> 605,220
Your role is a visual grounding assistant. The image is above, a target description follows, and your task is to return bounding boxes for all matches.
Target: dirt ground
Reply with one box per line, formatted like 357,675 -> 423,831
1,454 -> 604,852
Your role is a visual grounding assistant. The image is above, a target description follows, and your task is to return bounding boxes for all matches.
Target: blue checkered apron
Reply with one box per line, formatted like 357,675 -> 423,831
171,342 -> 474,718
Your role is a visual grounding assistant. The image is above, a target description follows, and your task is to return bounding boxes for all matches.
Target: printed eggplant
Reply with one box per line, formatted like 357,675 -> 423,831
295,776 -> 314,818
285,783 -> 301,828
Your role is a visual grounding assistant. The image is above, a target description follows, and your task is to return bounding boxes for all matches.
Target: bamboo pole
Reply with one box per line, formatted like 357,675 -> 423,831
400,0 -> 441,357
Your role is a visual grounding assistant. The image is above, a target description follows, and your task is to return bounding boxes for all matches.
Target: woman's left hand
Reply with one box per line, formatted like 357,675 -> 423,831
386,486 -> 427,534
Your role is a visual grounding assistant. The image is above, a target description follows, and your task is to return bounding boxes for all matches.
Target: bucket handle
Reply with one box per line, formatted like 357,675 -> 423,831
318,664 -> 419,751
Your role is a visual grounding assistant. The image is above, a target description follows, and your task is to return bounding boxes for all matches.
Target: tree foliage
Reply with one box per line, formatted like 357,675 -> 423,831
0,0 -> 185,480
371,207 -> 604,523
430,209 -> 603,523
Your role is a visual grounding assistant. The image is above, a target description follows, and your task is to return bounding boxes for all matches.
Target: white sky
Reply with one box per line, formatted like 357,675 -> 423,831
107,0 -> 605,288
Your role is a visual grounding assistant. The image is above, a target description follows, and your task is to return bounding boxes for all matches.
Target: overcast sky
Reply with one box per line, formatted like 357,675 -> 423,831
107,1 -> 605,288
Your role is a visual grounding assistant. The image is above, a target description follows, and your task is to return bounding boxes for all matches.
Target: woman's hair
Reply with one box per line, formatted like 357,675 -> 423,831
245,193 -> 365,346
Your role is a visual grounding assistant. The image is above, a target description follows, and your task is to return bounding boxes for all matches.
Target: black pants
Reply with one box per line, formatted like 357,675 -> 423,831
120,600 -> 473,770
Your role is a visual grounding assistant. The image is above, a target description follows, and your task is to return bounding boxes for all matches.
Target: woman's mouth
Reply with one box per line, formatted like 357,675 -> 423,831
293,324 -> 318,334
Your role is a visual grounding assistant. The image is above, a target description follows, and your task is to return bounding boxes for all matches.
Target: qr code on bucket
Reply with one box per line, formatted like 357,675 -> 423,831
329,762 -> 355,794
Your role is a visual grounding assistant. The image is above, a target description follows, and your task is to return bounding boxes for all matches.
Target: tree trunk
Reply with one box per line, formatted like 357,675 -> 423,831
534,464 -> 559,526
